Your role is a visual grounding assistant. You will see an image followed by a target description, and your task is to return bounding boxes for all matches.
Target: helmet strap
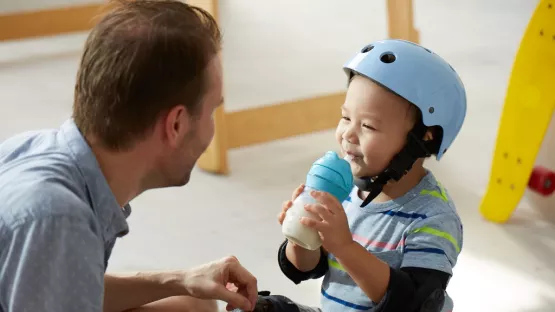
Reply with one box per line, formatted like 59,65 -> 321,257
355,122 -> 435,208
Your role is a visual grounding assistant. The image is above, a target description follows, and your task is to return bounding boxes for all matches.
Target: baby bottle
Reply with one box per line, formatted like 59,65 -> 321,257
281,151 -> 353,250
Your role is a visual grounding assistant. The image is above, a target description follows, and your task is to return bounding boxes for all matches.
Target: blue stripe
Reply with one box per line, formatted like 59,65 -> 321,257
345,196 -> 352,202
321,288 -> 371,310
404,248 -> 445,255
380,210 -> 427,220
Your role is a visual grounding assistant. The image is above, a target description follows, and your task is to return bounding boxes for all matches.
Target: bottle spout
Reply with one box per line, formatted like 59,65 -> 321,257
305,151 -> 354,202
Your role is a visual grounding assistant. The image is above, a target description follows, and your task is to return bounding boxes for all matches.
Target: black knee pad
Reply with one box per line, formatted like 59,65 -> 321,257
231,292 -> 300,312
262,295 -> 300,312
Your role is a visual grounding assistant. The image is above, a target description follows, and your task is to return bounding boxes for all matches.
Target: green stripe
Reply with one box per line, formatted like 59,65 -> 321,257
328,258 -> 346,272
420,182 -> 448,202
420,189 -> 448,202
410,226 -> 460,253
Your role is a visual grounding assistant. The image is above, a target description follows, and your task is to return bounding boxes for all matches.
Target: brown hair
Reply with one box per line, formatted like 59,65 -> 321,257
73,0 -> 222,150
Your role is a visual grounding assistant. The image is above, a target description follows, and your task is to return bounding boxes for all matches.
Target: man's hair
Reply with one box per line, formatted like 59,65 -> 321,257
73,0 -> 222,150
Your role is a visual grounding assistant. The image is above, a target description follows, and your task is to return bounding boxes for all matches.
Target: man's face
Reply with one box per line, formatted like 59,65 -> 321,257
157,55 -> 223,187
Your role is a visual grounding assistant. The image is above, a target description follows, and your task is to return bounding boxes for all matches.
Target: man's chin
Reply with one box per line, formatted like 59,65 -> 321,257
166,171 -> 192,188
177,172 -> 191,186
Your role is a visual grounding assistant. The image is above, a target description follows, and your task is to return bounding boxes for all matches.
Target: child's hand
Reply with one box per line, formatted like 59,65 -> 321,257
301,190 -> 354,256
277,184 -> 305,225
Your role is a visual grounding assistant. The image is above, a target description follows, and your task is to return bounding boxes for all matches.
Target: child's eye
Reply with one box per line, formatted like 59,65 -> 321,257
363,124 -> 376,130
342,116 -> 350,121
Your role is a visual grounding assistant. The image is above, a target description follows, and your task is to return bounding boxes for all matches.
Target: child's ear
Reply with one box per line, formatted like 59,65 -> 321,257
423,129 -> 434,141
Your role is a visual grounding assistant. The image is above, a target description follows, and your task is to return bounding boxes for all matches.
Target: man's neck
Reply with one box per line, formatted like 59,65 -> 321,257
88,139 -> 151,207
359,160 -> 427,204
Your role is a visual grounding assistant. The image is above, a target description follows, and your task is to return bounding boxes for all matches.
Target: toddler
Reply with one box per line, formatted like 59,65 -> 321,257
251,39 -> 465,312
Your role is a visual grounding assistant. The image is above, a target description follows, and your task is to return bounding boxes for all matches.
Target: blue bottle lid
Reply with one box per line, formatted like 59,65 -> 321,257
305,151 -> 354,202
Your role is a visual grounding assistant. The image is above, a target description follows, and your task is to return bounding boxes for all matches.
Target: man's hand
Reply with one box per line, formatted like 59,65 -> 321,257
301,190 -> 355,257
183,256 -> 258,311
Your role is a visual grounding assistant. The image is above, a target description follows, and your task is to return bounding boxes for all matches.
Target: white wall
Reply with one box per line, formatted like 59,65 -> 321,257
217,0 -> 543,196
0,0 -> 547,197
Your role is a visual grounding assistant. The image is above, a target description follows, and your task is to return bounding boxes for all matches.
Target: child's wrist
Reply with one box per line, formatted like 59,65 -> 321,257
332,240 -> 358,260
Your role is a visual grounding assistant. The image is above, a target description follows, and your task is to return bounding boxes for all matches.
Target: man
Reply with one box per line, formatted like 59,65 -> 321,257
0,1 -> 258,311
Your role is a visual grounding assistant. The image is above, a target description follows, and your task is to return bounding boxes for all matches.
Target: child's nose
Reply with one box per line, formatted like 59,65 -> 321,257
343,126 -> 358,144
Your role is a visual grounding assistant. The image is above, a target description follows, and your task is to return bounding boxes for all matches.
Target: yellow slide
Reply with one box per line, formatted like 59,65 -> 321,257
480,0 -> 555,223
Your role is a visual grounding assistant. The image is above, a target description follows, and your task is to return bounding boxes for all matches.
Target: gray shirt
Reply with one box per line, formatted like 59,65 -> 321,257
0,119 -> 131,312
321,171 -> 462,311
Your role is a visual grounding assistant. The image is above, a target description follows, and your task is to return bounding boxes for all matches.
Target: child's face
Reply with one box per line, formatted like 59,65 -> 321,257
336,75 -> 415,178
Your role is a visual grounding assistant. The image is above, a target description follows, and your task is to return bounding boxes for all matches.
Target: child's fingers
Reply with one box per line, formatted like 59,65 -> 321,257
300,217 -> 325,232
282,200 -> 293,212
305,203 -> 332,220
277,212 -> 286,224
291,184 -> 305,200
278,200 -> 293,224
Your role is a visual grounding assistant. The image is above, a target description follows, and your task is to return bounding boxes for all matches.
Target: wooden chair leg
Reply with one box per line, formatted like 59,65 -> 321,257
185,0 -> 229,175
197,104 -> 229,174
387,0 -> 419,43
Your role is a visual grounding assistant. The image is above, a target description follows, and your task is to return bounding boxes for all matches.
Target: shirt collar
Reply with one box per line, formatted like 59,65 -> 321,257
59,119 -> 130,241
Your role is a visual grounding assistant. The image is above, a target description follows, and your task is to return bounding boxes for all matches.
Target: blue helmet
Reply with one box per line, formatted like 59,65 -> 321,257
343,39 -> 467,160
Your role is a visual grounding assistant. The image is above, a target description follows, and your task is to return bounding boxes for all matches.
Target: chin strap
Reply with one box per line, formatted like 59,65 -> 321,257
356,124 -> 435,208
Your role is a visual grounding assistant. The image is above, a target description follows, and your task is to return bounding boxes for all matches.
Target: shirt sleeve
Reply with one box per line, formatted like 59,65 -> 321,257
401,212 -> 463,275
0,215 -> 105,312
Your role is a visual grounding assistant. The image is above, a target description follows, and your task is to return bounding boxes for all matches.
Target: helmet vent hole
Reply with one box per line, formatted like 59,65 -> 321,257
361,45 -> 374,53
429,107 -> 435,114
380,53 -> 396,64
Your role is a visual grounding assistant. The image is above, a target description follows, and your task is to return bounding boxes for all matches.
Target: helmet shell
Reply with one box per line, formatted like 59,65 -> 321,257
343,39 -> 467,159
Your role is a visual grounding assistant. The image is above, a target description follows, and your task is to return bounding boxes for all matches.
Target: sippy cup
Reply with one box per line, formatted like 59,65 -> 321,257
281,151 -> 353,250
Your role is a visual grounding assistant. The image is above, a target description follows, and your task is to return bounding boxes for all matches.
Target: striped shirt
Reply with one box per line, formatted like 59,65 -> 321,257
321,171 -> 462,312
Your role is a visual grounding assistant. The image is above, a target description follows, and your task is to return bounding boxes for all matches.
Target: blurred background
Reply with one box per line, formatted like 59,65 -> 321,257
1,0 -> 555,311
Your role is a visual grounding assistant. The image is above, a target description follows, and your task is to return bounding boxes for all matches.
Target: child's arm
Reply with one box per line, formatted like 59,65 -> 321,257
302,191 -> 462,310
277,184 -> 329,284
285,241 -> 323,272
325,239 -> 391,302
333,212 -> 461,310
277,240 -> 328,285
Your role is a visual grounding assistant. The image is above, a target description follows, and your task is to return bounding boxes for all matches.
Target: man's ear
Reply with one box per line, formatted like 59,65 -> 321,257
164,105 -> 191,148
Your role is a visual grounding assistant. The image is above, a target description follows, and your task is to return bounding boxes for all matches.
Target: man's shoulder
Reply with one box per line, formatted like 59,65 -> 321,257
0,126 -> 81,181
0,180 -> 94,233
0,129 -> 93,232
